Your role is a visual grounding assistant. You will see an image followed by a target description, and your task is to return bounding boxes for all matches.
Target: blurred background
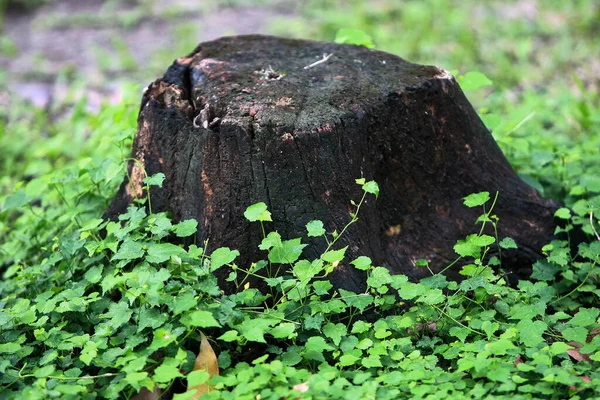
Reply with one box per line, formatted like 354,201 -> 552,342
1,0 -> 598,109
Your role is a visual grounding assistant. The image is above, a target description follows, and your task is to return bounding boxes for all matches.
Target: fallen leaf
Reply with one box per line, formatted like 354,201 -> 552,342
188,333 -> 219,399
513,354 -> 523,366
566,348 -> 592,363
588,328 -> 600,341
292,382 -> 309,393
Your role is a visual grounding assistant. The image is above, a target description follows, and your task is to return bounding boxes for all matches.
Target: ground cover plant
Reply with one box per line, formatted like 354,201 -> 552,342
2,1 -> 600,399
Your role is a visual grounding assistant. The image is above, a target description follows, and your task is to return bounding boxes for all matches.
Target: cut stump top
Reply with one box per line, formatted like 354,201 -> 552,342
161,35 -> 448,134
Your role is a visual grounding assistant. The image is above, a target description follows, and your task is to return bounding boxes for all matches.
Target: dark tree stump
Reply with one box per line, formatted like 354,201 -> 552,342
106,35 -> 560,292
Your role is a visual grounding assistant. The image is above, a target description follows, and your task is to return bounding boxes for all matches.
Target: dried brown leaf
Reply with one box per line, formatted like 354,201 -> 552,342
566,348 -> 592,363
188,333 -> 219,399
513,354 -> 524,366
292,382 -> 310,393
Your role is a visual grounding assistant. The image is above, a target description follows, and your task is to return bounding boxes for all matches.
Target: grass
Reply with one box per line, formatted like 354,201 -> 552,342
1,1 -> 600,399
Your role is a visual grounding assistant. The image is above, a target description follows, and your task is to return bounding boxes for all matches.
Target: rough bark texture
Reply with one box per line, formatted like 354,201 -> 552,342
106,35 -> 560,293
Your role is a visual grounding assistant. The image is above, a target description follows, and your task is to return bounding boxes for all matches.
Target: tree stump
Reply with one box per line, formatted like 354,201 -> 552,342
106,35 -> 560,293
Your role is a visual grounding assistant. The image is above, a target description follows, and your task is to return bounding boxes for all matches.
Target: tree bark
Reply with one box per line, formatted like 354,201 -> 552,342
106,35 -> 560,293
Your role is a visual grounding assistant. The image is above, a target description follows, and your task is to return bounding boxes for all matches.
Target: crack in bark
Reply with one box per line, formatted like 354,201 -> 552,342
182,60 -> 195,111
260,156 -> 273,218
182,139 -> 195,190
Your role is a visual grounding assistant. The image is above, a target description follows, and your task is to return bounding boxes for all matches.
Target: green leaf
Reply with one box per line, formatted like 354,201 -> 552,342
390,274 -> 409,289
367,267 -> 393,288
305,336 -> 334,359
146,243 -> 187,263
80,218 -> 104,232
292,259 -> 317,282
568,308 -> 600,327
172,219 -> 198,237
138,307 -> 168,332
282,349 -> 302,366
549,342 -> 573,356
415,258 -> 429,268
454,239 -> 479,258
554,208 -> 572,219
185,310 -> 221,328
112,239 -> 144,261
84,265 -> 103,283
356,338 -> 373,350
517,319 -> 547,347
313,280 -> 333,295
210,247 -> 239,269
339,289 -> 373,312
54,384 -> 85,396
252,354 -> 269,365
562,326 -> 588,343
362,181 -> 380,198
270,323 -> 297,339
269,238 -> 306,264
172,291 -> 197,315
459,71 -> 493,91
153,362 -> 183,383
462,191 -> 490,207
450,326 -> 470,343
2,190 -> 30,212
218,330 -> 240,342
306,220 -> 326,237
581,175 -> 600,193
351,256 -> 372,270
485,339 -> 516,355
259,231 -> 281,251
304,314 -> 324,330
238,318 -> 277,343
351,321 -> 372,334
186,370 -> 210,392
244,202 -> 272,222
362,355 -> 382,368
499,237 -> 518,249
338,354 -> 360,367
334,28 -> 375,48
0,342 -> 21,354
471,235 -> 495,247
149,329 -> 178,350
416,288 -> 445,305
79,341 -> 97,365
481,321 -> 499,338
34,365 -> 56,378
150,214 -> 173,238
398,282 -> 427,300
39,350 -> 59,366
322,246 -> 347,263
323,322 -> 347,346
143,172 -> 166,187
103,301 -> 133,329
509,302 -> 546,320
124,371 -> 149,389
454,234 -> 495,258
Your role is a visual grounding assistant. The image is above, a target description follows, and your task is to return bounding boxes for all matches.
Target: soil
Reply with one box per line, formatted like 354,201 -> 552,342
1,0 -> 295,110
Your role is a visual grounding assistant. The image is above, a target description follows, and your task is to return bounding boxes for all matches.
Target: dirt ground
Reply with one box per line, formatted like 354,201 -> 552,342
1,0 -> 295,110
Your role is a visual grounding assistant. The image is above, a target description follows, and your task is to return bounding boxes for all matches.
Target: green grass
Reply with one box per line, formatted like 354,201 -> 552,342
1,1 -> 600,399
